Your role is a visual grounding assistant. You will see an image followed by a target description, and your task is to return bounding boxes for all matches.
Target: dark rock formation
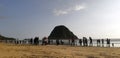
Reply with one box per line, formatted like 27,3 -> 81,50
48,25 -> 78,39
0,34 -> 15,40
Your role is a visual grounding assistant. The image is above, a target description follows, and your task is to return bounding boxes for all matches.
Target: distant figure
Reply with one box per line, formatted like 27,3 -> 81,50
79,39 -> 82,46
75,40 -> 77,46
42,37 -> 48,45
108,39 -> 111,47
56,39 -> 59,45
83,37 -> 88,46
48,39 -> 53,45
83,37 -> 85,46
34,37 -> 39,45
85,38 -> 88,46
89,37 -> 93,46
71,39 -> 75,46
97,39 -> 100,47
112,43 -> 114,47
60,40 -> 64,45
15,40 -> 19,44
30,38 -> 33,44
106,38 -> 110,47
48,39 -> 50,44
69,39 -> 71,45
101,39 -> 104,47
51,40 -> 53,45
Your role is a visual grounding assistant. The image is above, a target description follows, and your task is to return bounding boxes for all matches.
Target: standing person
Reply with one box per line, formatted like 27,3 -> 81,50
106,38 -> 111,47
112,43 -> 114,47
83,37 -> 88,46
79,39 -> 82,46
97,39 -> 100,47
56,39 -> 59,45
71,39 -> 75,46
106,38 -> 108,46
30,38 -> 33,44
34,37 -> 39,45
69,39 -> 71,45
48,39 -> 50,44
83,37 -> 85,46
108,39 -> 111,47
42,37 -> 45,45
85,38 -> 88,46
60,40 -> 64,45
101,39 -> 104,47
89,37 -> 93,46
42,37 -> 48,45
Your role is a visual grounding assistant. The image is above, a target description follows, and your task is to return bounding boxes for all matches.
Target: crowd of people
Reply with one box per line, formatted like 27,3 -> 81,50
9,37 -> 111,47
40,37 -> 111,47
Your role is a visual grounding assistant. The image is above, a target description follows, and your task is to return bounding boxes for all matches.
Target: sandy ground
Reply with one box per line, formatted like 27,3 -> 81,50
0,43 -> 120,58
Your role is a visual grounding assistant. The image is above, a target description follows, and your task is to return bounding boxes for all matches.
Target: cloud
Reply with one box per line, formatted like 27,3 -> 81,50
74,5 -> 86,11
53,9 -> 68,16
53,4 -> 86,16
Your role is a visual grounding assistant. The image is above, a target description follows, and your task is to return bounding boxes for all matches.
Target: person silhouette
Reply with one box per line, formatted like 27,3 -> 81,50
34,37 -> 39,45
83,37 -> 85,46
71,39 -> 75,46
60,40 -> 64,45
79,39 -> 82,46
106,38 -> 110,47
101,39 -> 104,47
42,37 -> 48,45
83,37 -> 88,46
30,38 -> 33,44
56,39 -> 59,45
112,43 -> 114,47
97,39 -> 100,47
108,39 -> 110,47
89,37 -> 93,46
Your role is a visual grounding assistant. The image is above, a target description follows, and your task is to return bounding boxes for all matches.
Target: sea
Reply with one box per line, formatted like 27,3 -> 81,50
45,39 -> 120,47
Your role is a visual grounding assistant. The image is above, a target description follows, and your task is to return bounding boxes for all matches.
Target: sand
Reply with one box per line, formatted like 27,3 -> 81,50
0,43 -> 120,58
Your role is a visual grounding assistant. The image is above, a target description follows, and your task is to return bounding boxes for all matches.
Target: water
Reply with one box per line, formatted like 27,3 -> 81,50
76,40 -> 120,47
49,39 -> 120,47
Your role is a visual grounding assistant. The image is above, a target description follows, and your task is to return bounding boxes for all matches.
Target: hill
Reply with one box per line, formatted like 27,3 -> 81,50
48,25 -> 78,39
0,34 -> 15,40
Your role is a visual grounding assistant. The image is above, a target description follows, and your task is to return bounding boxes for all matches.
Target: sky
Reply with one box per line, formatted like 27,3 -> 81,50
0,0 -> 120,39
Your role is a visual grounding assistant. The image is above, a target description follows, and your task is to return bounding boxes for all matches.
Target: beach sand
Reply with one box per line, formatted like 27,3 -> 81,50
0,43 -> 120,58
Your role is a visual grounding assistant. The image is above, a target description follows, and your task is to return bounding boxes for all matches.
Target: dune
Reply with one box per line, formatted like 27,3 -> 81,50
0,43 -> 120,58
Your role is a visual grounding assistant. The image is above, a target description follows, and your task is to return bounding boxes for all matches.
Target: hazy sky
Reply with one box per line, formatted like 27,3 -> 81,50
0,0 -> 120,39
